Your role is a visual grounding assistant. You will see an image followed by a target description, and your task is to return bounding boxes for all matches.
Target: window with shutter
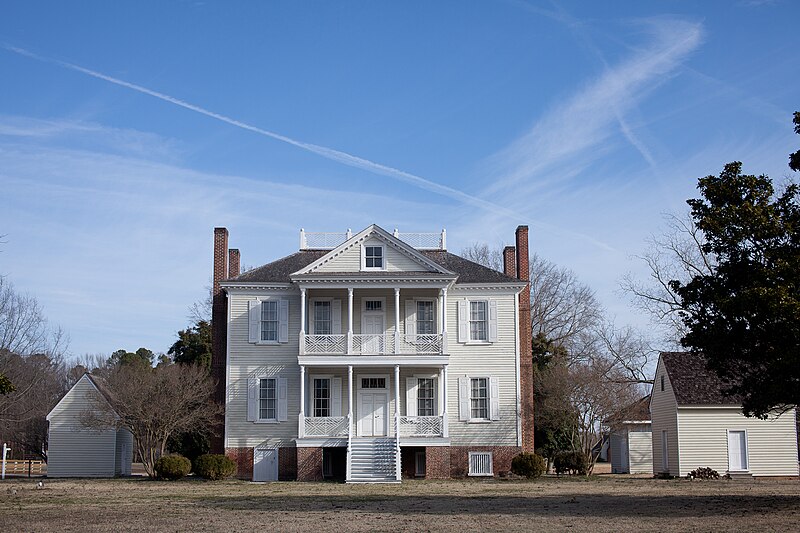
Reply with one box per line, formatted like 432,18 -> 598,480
417,378 -> 435,416
249,298 -> 289,344
259,378 -> 277,421
416,301 -> 435,335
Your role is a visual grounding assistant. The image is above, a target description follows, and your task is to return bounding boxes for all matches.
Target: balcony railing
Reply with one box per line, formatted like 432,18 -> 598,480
399,416 -> 444,437
302,415 -> 349,437
301,333 -> 445,355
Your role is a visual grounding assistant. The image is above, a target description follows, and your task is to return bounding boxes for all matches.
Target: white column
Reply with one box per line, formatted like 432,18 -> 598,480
394,287 -> 400,354
394,364 -> 401,481
442,365 -> 449,438
299,365 -> 306,438
440,287 -> 448,354
347,365 -> 353,481
347,288 -> 354,354
299,288 -> 307,355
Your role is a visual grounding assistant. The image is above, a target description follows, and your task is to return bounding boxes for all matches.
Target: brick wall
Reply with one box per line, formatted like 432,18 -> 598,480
225,446 -> 253,480
425,446 -> 451,479
297,447 -> 323,481
449,446 -> 521,478
211,227 -> 229,454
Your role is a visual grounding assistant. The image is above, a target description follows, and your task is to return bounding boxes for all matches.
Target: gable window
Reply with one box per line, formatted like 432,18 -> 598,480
363,245 -> 384,270
660,375 -> 665,392
470,377 -> 489,419
416,301 -> 435,335
259,378 -> 277,421
469,301 -> 488,341
314,301 -> 332,334
313,378 -> 330,417
417,378 -> 435,416
261,301 -> 279,341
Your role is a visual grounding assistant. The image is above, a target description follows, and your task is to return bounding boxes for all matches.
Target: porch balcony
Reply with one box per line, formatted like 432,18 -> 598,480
300,333 -> 445,356
299,414 -> 446,439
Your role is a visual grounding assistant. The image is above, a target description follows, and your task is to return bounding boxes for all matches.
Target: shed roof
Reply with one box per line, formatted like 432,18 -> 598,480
661,351 -> 742,406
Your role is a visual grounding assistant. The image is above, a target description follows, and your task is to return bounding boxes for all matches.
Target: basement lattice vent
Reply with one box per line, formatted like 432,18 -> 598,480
468,452 -> 493,476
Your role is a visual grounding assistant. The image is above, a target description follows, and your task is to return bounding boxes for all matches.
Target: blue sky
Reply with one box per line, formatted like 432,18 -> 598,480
1,1 -> 798,358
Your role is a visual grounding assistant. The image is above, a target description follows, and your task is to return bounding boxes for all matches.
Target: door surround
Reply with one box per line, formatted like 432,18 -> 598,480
356,373 -> 390,437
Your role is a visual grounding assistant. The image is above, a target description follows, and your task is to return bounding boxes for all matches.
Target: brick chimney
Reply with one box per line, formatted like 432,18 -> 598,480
228,248 -> 240,279
503,246 -> 516,278
515,226 -> 535,453
211,227 -> 229,453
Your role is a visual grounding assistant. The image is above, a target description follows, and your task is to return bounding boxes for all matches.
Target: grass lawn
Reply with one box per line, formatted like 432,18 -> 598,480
2,475 -> 798,531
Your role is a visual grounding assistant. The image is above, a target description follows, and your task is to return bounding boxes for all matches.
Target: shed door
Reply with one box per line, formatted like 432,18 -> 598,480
727,431 -> 748,471
253,448 -> 278,481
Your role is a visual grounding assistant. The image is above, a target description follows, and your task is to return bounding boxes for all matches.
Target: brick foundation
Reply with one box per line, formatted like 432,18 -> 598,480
449,446 -> 521,478
225,447 -> 254,480
425,446 -> 451,479
279,447 -> 297,481
297,447 -> 324,481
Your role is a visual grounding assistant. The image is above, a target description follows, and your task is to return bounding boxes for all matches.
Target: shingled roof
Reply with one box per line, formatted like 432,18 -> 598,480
661,351 -> 742,406
230,249 -> 521,285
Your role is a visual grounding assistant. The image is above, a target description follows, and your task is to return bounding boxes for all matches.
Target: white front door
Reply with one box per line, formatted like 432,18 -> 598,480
727,430 -> 748,471
363,314 -> 384,353
359,392 -> 388,437
253,448 -> 278,481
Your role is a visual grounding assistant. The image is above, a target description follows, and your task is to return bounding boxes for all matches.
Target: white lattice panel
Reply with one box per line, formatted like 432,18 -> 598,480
352,334 -> 393,355
303,232 -> 349,249
304,416 -> 349,437
397,232 -> 443,249
398,334 -> 442,354
304,334 -> 347,354
399,416 -> 443,437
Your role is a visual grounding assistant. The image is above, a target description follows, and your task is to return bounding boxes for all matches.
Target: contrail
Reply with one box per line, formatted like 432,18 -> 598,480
4,45 -> 519,219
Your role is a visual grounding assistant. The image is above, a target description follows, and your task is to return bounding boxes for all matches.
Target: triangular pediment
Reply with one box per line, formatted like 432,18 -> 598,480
291,225 -> 454,277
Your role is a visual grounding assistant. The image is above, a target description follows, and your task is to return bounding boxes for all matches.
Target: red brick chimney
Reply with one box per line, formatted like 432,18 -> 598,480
503,246 -> 516,278
515,226 -> 535,453
228,248 -> 240,279
211,227 -> 229,453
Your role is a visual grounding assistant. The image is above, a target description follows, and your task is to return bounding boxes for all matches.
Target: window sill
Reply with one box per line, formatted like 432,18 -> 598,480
255,341 -> 282,346
253,419 -> 279,424
463,341 -> 493,346
467,419 -> 492,424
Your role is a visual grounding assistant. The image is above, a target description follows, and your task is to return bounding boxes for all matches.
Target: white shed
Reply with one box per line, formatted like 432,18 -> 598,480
609,396 -> 653,474
46,373 -> 133,477
651,352 -> 799,478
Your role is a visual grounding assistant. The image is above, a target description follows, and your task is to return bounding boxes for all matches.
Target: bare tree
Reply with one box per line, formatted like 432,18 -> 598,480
621,213 -> 716,345
82,363 -> 222,477
0,277 -> 68,358
460,242 -> 504,272
593,321 -> 656,385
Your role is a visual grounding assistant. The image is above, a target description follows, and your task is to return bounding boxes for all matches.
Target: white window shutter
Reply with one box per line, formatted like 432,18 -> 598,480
278,299 -> 289,343
406,377 -> 418,417
277,377 -> 288,421
332,377 -> 342,417
457,300 -> 468,342
488,299 -> 498,342
490,376 -> 500,420
405,300 -> 416,335
458,377 -> 469,421
249,300 -> 260,344
247,377 -> 258,422
332,299 -> 342,334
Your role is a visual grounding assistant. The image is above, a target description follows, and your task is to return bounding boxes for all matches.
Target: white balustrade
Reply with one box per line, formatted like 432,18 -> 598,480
399,416 -> 444,437
351,333 -> 394,355
302,333 -> 443,355
303,334 -> 347,354
398,334 -> 443,354
303,416 -> 349,437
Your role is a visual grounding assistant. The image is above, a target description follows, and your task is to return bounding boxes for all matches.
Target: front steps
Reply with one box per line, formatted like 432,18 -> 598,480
347,438 -> 399,483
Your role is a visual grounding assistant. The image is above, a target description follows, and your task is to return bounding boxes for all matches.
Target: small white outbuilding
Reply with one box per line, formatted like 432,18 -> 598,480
609,396 -> 653,474
46,373 -> 132,477
651,352 -> 799,478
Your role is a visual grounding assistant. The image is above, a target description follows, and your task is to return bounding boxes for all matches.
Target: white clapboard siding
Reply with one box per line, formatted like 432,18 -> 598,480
313,237 -> 434,273
46,375 -> 121,477
445,290 -> 519,446
677,407 -> 799,477
650,357 -> 680,476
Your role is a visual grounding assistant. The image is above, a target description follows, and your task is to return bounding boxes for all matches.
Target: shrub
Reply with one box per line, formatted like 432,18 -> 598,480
687,467 -> 721,480
194,454 -> 236,480
154,454 -> 191,480
511,452 -> 547,479
553,451 -> 588,476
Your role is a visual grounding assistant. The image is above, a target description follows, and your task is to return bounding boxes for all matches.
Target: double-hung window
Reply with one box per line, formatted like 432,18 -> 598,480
363,245 -> 384,270
469,301 -> 488,341
259,378 -> 277,421
470,377 -> 489,420
260,301 -> 279,342
416,301 -> 435,335
313,378 -> 330,417
417,378 -> 435,416
313,301 -> 332,334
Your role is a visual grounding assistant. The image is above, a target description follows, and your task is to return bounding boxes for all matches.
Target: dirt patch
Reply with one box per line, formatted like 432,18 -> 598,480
2,476 -> 798,531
